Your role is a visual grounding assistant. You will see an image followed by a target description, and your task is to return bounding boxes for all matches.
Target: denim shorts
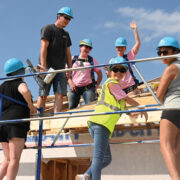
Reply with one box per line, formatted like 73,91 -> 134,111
39,72 -> 67,96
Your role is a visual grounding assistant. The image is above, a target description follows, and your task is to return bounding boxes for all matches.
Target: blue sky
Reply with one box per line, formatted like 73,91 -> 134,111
0,0 -> 180,100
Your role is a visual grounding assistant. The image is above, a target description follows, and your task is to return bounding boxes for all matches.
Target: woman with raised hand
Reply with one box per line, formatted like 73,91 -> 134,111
106,22 -> 141,95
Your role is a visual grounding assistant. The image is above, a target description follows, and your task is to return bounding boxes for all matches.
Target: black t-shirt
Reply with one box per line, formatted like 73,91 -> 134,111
0,79 -> 30,128
40,24 -> 72,69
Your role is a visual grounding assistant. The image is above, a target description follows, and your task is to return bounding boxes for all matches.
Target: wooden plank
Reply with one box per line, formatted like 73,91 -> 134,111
30,98 -> 161,131
30,78 -> 161,133
30,110 -> 161,133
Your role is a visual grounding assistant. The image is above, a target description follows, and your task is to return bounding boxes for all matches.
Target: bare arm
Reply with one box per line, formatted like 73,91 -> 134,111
124,96 -> 148,121
156,64 -> 178,103
95,70 -> 103,89
18,83 -> 36,114
66,47 -> 72,68
130,22 -> 141,55
124,96 -> 140,107
40,38 -> 49,71
66,47 -> 72,81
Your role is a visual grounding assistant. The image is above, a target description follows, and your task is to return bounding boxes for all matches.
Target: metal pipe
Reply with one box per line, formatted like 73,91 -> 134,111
0,139 -> 160,151
33,109 -> 94,117
35,108 -> 44,180
133,64 -> 162,105
24,139 -> 160,150
0,94 -> 27,106
51,114 -> 72,147
1,106 -> 180,124
0,53 -> 180,81
32,103 -> 160,117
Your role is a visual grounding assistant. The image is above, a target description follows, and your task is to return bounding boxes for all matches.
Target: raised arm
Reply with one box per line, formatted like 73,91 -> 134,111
130,22 -> 141,55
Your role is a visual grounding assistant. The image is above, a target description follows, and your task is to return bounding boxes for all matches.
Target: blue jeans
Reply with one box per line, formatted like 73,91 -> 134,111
39,72 -> 67,96
85,122 -> 112,180
68,86 -> 95,109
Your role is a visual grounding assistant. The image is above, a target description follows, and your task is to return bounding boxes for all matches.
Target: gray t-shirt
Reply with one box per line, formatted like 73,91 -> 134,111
164,60 -> 180,108
40,24 -> 72,70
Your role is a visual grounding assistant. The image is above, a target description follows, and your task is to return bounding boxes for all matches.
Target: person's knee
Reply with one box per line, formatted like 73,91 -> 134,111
3,158 -> 10,167
84,91 -> 95,104
104,155 -> 112,167
40,96 -> 47,101
108,155 -> 112,165
173,144 -> 180,155
91,160 -> 102,171
68,98 -> 79,109
37,96 -> 47,103
160,140 -> 178,155
55,93 -> 63,100
9,156 -> 20,167
69,104 -> 75,110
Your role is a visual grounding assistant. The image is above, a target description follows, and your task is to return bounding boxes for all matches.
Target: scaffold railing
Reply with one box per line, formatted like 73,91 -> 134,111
0,54 -> 179,180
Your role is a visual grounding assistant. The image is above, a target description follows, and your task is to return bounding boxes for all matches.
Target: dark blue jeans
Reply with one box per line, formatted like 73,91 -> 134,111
68,86 -> 95,109
85,122 -> 112,180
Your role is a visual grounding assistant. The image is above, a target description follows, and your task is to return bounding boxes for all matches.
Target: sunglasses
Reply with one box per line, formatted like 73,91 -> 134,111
157,50 -> 169,56
112,67 -> 127,73
84,45 -> 92,49
80,45 -> 92,50
62,14 -> 71,21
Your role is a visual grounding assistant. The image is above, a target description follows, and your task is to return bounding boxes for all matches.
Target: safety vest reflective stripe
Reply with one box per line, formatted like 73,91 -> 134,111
97,100 -> 121,111
97,78 -> 121,111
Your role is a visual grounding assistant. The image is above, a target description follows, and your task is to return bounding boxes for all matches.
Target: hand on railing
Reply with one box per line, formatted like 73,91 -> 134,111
30,105 -> 37,114
37,108 -> 44,116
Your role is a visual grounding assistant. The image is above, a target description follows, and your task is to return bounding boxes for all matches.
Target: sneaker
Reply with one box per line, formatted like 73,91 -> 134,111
75,174 -> 89,180
75,175 -> 85,180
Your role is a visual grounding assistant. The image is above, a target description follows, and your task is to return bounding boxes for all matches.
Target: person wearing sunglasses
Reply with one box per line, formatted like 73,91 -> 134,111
156,36 -> 180,180
37,7 -> 73,113
106,22 -> 141,95
75,56 -> 148,180
67,39 -> 102,109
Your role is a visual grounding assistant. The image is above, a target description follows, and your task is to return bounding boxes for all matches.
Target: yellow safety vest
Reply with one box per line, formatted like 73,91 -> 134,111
89,78 -> 126,137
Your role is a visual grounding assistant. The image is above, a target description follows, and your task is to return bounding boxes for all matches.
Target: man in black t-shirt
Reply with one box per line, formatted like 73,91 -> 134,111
37,7 -> 73,112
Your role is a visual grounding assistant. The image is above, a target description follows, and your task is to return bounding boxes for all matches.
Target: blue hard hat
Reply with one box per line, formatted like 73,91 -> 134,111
57,7 -> 73,18
80,39 -> 93,48
4,58 -> 24,75
109,56 -> 128,70
157,36 -> 180,50
115,37 -> 127,47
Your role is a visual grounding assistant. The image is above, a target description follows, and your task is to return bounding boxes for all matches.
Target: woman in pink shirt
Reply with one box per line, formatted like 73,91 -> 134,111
67,39 -> 102,109
75,56 -> 148,180
106,22 -> 141,95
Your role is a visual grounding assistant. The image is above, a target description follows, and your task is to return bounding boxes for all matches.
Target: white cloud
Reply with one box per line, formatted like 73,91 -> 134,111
104,22 -> 117,28
104,7 -> 180,42
103,21 -> 128,31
